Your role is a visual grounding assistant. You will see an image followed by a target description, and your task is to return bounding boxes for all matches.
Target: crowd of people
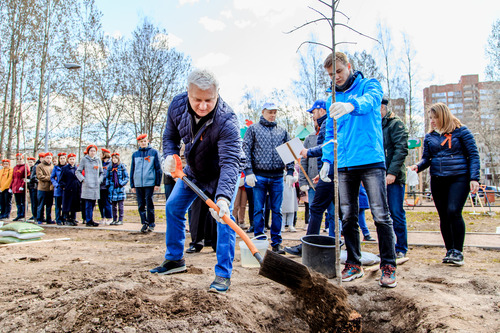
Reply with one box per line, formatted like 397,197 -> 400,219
0,134 -> 164,231
0,55 -> 481,294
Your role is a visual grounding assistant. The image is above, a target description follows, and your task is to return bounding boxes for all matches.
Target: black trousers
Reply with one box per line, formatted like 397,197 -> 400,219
431,174 -> 470,252
189,195 -> 217,251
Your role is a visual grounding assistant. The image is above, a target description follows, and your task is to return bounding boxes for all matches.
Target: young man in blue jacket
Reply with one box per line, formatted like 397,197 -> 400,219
322,52 -> 397,288
150,69 -> 242,294
130,134 -> 162,233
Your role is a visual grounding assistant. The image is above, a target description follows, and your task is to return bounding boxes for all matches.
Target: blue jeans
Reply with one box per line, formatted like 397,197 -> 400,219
164,179 -> 239,278
339,168 -> 396,267
37,190 -> 53,221
85,199 -> 96,223
358,209 -> 370,236
136,186 -> 155,227
307,178 -> 339,236
387,183 -> 407,254
252,175 -> 283,247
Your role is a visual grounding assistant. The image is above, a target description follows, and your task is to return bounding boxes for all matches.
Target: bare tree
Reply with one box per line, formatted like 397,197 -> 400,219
401,32 -> 422,137
347,50 -> 384,84
123,18 -> 191,144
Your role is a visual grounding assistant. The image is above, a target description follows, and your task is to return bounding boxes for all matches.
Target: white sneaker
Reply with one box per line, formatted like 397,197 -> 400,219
289,225 -> 296,232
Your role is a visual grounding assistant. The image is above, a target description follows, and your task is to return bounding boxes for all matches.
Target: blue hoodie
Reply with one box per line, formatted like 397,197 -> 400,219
130,144 -> 162,188
322,72 -> 385,169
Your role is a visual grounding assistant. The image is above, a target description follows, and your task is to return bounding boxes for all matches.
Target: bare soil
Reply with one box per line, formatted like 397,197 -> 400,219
1,225 -> 499,333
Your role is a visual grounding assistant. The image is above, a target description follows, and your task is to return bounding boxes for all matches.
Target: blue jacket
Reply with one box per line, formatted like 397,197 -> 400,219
50,164 -> 64,197
162,92 -> 242,201
107,163 -> 129,201
417,126 -> 480,180
130,144 -> 161,188
323,72 -> 385,169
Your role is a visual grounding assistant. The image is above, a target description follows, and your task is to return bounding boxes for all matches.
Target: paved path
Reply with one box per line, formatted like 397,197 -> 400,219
39,221 -> 500,250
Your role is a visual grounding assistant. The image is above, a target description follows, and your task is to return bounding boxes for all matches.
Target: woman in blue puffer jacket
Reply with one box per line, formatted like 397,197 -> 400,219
411,103 -> 480,266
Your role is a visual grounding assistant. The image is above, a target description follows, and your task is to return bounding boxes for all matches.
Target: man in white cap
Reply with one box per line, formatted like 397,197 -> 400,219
242,102 -> 295,254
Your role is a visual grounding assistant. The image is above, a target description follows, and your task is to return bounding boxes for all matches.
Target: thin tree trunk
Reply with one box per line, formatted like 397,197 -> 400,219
0,60 -> 12,155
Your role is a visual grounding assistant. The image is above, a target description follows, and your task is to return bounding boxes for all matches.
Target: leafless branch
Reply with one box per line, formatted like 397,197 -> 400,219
336,23 -> 379,43
285,17 -> 330,34
296,41 -> 332,53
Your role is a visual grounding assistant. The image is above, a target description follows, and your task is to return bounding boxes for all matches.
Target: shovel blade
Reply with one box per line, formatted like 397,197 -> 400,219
258,250 -> 313,290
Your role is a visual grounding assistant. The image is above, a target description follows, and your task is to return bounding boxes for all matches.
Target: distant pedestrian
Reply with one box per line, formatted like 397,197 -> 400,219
107,153 -> 129,225
27,157 -> 37,221
130,134 -> 162,233
50,152 -> 67,225
36,153 -> 55,224
282,170 -> 298,232
98,148 -> 113,224
232,172 -> 247,227
0,159 -> 13,220
59,153 -> 81,226
11,154 -> 29,221
76,145 -> 104,227
410,102 -> 480,266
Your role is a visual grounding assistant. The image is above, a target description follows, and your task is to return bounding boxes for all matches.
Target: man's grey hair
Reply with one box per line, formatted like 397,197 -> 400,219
187,68 -> 219,91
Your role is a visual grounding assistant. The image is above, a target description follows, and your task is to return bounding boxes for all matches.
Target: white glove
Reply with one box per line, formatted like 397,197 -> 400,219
320,162 -> 331,182
300,185 -> 309,192
330,102 -> 354,120
239,177 -> 245,187
8,189 -> 12,193
19,187 -> 24,191
285,175 -> 295,187
162,155 -> 176,175
245,174 -> 257,187
209,198 -> 230,224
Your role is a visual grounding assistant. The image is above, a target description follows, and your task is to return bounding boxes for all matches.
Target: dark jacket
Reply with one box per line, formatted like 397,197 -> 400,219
107,163 -> 129,201
130,144 -> 161,188
101,160 -> 112,190
50,164 -> 66,197
28,160 -> 40,190
299,132 -> 318,188
382,110 -> 409,184
59,164 -> 81,213
162,92 -> 242,202
242,116 -> 294,178
307,114 -> 333,174
417,126 -> 480,180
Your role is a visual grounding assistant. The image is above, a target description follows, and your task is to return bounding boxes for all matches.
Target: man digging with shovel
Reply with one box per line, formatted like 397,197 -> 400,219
149,68 -> 242,294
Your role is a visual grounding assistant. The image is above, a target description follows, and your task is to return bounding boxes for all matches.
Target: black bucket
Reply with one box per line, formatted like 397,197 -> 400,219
301,235 -> 337,278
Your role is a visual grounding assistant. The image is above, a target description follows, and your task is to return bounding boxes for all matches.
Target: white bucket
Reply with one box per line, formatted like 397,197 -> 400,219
239,236 -> 269,268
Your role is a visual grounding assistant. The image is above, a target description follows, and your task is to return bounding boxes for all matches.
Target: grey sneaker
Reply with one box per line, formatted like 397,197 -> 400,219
149,259 -> 187,275
396,252 -> 406,259
209,276 -> 231,294
448,249 -> 464,266
442,249 -> 454,264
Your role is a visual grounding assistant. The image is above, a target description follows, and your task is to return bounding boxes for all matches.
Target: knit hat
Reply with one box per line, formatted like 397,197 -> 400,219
137,134 -> 147,141
27,157 -> 35,161
58,152 -> 67,157
67,153 -> 76,158
111,152 -> 120,156
101,148 -> 111,153
45,152 -> 53,157
381,98 -> 389,105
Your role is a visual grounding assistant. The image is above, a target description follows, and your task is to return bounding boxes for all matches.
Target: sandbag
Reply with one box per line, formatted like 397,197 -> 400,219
0,231 -> 45,239
0,237 -> 42,244
0,222 -> 44,234
340,250 -> 381,266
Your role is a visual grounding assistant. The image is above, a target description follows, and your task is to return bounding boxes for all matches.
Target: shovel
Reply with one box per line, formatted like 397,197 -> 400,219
170,154 -> 313,289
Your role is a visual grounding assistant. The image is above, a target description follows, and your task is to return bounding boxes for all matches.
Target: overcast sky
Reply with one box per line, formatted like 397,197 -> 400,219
95,0 -> 499,111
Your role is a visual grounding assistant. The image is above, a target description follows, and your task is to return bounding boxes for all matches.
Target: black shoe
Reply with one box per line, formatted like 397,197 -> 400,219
115,221 -> 123,225
13,217 -> 22,221
363,235 -> 376,242
284,244 -> 302,256
186,245 -> 202,254
141,224 -> 148,233
110,220 -> 117,225
147,225 -> 154,232
28,217 -> 34,221
56,221 -> 64,226
246,226 -> 254,233
46,220 -> 56,225
86,221 -> 99,227
448,249 -> 464,266
149,259 -> 187,275
272,244 -> 285,255
442,249 -> 453,264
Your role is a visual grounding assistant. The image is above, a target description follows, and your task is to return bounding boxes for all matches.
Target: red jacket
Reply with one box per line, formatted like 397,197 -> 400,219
10,164 -> 29,194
